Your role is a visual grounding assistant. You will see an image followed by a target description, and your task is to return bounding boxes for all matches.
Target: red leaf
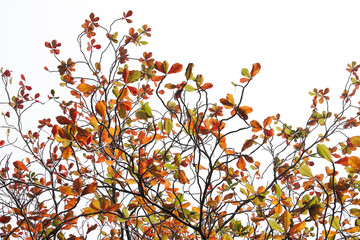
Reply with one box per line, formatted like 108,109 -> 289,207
13,161 -> 28,171
168,63 -> 183,74
0,216 -> 11,224
21,74 -> 25,81
0,140 -> 5,146
126,10 -> 133,18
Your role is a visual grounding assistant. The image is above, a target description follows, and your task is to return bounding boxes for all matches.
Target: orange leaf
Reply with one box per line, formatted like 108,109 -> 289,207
62,145 -> 72,159
201,83 -> 213,90
350,136 -> 360,147
59,186 -> 77,196
77,82 -> 95,93
242,140 -> 254,152
13,161 -> 28,171
237,106 -> 253,120
250,63 -> 261,77
155,62 -> 165,74
263,116 -> 272,128
122,68 -> 129,83
250,120 -> 262,132
168,63 -> 183,74
82,182 -> 97,196
95,101 -> 107,119
237,157 -> 247,171
349,156 -> 360,170
288,221 -> 306,235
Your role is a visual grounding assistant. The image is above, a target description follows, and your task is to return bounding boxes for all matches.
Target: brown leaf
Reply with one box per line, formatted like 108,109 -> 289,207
56,116 -> 73,125
250,120 -> 262,132
0,216 -> 11,224
82,182 -> 97,196
178,170 -> 189,184
73,178 -> 83,194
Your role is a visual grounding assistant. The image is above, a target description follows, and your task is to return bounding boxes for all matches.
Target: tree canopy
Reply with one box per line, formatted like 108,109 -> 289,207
1,11 -> 360,240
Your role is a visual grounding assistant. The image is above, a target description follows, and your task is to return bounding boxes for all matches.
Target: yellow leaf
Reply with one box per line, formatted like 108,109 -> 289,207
62,145 -> 72,159
288,221 -> 305,235
349,156 -> 360,170
281,210 -> 291,232
221,233 -> 233,240
95,101 -> 107,119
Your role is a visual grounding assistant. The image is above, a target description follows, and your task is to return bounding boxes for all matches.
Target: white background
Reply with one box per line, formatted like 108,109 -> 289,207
1,0 -> 360,126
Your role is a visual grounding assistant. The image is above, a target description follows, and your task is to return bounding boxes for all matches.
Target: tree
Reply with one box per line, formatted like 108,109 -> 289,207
0,11 -> 360,240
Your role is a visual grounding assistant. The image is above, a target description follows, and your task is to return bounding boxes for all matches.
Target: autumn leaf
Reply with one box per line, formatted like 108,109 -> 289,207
0,216 -> 11,224
56,116 -> 73,125
288,221 -> 305,235
349,156 -> 360,170
236,106 -> 253,120
59,186 -> 77,196
13,161 -> 28,171
281,211 -> 291,232
168,63 -> 183,74
250,120 -> 262,132
178,170 -> 189,184
81,182 -> 97,196
73,178 -> 83,194
350,136 -> 360,147
316,144 -> 332,162
95,101 -> 107,119
62,145 -> 72,159
250,63 -> 261,77
77,82 -> 95,93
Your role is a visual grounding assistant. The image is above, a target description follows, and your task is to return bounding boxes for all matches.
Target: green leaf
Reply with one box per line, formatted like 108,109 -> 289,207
143,102 -> 153,117
275,184 -> 282,198
268,220 -> 285,233
241,68 -> 251,78
164,118 -> 173,135
299,164 -> 314,178
185,63 -> 194,80
122,207 -> 129,218
135,110 -> 148,120
246,183 -> 255,194
316,144 -> 332,162
164,163 -> 177,171
329,216 -> 340,231
127,70 -> 142,83
184,84 -> 196,92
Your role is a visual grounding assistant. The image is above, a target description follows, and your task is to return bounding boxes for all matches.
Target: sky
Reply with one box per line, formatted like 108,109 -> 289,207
1,0 -> 360,127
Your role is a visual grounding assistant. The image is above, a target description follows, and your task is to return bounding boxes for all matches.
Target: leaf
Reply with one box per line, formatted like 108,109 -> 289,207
250,120 -> 262,132
236,157 -> 246,171
184,84 -> 196,92
350,136 -> 360,147
275,184 -> 282,198
281,211 -> 291,232
288,221 -> 305,235
135,110 -> 148,120
316,144 -> 332,162
13,161 -> 28,171
349,156 -> 360,170
127,70 -> 142,83
221,233 -> 233,240
250,63 -> 261,77
73,178 -> 83,194
56,116 -> 73,125
178,170 -> 189,184
95,101 -> 107,119
77,82 -> 95,93
201,83 -> 213,90
62,145 -> 72,159
81,182 -> 97,196
298,164 -> 314,178
168,63 -> 183,74
0,216 -> 11,224
241,68 -> 251,78
329,216 -> 340,231
59,186 -> 77,196
237,106 -> 253,120
268,220 -> 285,233
263,116 -> 272,128
164,118 -> 173,135
185,63 -> 194,80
